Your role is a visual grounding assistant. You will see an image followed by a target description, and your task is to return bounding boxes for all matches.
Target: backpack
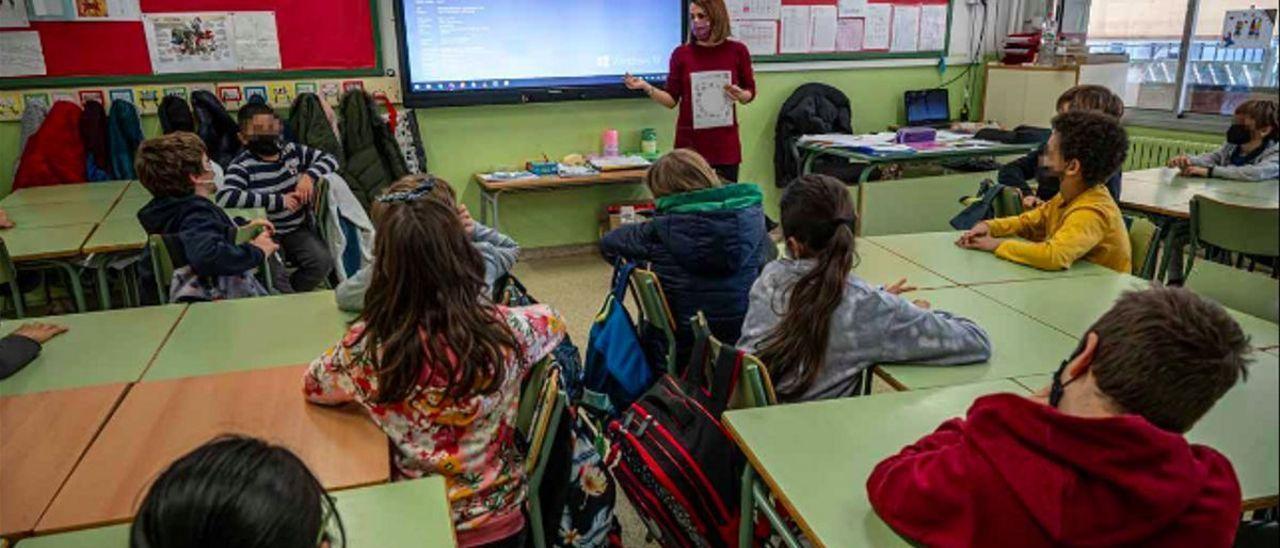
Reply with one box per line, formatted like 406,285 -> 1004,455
191,90 -> 242,168
583,262 -> 658,416
531,386 -> 624,548
493,273 -> 586,400
607,336 -> 745,548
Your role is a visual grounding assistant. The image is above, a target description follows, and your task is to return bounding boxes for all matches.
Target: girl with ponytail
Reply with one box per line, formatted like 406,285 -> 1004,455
737,175 -> 992,401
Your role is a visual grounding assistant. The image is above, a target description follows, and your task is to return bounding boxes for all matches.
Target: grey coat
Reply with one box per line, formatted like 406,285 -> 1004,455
1188,140 -> 1279,182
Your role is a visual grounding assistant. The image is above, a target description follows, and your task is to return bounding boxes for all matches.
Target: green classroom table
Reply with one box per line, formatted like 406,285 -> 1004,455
101,197 -> 150,222
118,181 -> 151,203
0,181 -> 130,209
875,287 -> 1078,390
777,239 -> 956,290
0,305 -> 187,396
724,379 -> 1027,547
80,218 -> 147,255
1,224 -> 96,261
867,231 -> 1117,286
1012,352 -> 1279,511
13,477 -> 457,547
0,201 -> 114,230
974,275 -> 1280,349
143,291 -> 354,381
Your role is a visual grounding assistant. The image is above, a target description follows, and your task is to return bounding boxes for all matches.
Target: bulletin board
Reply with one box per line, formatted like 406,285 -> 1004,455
728,0 -> 952,63
0,0 -> 382,90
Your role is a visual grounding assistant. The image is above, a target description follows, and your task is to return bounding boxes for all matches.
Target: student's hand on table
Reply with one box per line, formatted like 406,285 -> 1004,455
245,218 -> 276,236
725,84 -> 753,104
457,204 -> 476,236
955,222 -> 990,247
912,299 -> 932,310
1180,166 -> 1209,178
0,209 -> 13,229
251,231 -> 280,256
884,278 -> 917,296
12,322 -> 69,345
1167,155 -> 1192,169
283,192 -> 304,212
295,174 -> 316,203
1022,195 -> 1043,210
958,235 -> 1003,252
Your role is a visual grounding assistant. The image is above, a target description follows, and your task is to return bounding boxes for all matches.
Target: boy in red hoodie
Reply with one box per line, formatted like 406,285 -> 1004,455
867,287 -> 1251,547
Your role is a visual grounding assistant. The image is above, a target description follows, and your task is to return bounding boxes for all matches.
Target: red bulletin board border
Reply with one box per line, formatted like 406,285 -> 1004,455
0,0 -> 379,89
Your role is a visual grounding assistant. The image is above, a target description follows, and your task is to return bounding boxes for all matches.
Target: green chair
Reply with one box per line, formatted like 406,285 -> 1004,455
149,226 -> 275,303
1127,216 -> 1163,280
0,241 -> 26,318
1185,260 -> 1280,323
521,362 -> 567,548
631,268 -> 678,374
1185,196 -> 1280,280
992,185 -> 1024,218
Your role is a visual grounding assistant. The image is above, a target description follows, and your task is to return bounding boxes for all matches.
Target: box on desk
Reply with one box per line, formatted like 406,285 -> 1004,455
599,200 -> 655,236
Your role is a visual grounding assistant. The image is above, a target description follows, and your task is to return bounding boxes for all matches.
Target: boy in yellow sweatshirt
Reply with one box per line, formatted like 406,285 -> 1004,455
957,111 -> 1132,273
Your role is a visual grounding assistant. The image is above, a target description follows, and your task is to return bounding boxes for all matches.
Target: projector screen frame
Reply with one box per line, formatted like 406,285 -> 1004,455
393,0 -> 689,108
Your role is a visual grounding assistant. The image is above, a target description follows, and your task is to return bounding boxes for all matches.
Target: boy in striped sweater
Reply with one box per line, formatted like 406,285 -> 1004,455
218,103 -> 336,292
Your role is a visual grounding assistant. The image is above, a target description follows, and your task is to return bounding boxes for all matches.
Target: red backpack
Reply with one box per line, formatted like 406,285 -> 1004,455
608,337 -> 745,547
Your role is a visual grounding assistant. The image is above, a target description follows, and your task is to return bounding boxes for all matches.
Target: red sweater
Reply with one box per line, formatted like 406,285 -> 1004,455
867,394 -> 1241,547
665,40 -> 756,166
14,101 -> 86,191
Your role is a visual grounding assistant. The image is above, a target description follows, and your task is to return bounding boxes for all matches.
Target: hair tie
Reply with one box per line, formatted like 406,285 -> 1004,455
376,178 -> 437,204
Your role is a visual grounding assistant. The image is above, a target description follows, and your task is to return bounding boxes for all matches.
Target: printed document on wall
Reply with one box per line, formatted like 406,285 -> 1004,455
1,0 -> 30,27
863,3 -> 891,50
779,5 -> 812,54
726,0 -> 780,21
691,70 -> 734,130
919,4 -> 947,52
0,31 -> 46,77
731,20 -> 779,56
809,6 -> 838,52
836,18 -> 864,52
890,5 -> 920,52
144,12 -> 238,73
233,12 -> 282,70
838,0 -> 867,18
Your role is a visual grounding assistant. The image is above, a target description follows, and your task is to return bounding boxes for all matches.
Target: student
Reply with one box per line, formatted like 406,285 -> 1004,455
868,287 -> 1250,547
958,111 -> 1132,273
624,0 -> 755,182
131,436 -> 344,548
600,148 -> 769,367
136,133 -> 278,302
738,174 -> 991,401
998,85 -> 1126,209
1169,98 -> 1279,182
217,103 -> 337,292
305,192 -> 566,547
335,174 -> 518,312
0,322 -> 68,381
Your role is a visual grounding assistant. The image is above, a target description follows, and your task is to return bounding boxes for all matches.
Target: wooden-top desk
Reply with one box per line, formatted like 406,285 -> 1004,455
36,365 -> 389,534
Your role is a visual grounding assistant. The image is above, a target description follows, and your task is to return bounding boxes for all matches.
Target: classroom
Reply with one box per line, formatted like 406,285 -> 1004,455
0,0 -> 1277,546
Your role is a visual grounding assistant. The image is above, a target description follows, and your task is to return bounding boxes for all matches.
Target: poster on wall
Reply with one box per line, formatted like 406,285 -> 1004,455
26,0 -> 138,21
144,11 -> 282,74
1,0 -> 30,28
232,12 -> 282,70
0,30 -> 46,77
1221,9 -> 1277,49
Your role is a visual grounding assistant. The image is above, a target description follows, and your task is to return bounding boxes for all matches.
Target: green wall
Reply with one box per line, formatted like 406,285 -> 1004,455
0,63 -> 985,248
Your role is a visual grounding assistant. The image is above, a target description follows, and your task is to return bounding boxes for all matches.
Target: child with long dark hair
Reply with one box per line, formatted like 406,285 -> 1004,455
305,189 -> 566,547
738,175 -> 992,401
130,436 -> 344,548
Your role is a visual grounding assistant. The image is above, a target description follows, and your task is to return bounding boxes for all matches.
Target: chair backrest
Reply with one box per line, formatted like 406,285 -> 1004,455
517,356 -> 553,438
631,268 -> 678,374
0,240 -> 18,288
992,185 -> 1024,218
692,312 -> 779,410
1188,196 -> 1280,275
1186,260 -> 1280,323
1125,137 -> 1219,171
313,175 -> 332,235
147,234 -> 178,303
1127,216 -> 1163,279
523,369 -> 566,548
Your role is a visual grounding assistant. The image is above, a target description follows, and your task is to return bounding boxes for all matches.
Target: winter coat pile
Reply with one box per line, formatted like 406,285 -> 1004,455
13,98 -> 145,191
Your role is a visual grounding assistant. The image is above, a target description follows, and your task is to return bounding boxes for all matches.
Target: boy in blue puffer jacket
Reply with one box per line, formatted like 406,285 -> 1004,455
601,148 -> 772,369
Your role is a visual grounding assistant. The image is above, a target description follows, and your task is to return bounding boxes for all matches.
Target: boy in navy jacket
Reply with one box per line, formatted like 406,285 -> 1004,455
136,133 -> 278,302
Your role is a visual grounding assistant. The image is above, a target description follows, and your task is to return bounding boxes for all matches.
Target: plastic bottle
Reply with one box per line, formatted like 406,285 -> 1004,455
640,128 -> 658,155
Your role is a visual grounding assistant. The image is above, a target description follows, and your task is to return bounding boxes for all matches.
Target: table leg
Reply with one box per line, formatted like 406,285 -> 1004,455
95,261 -> 112,311
488,191 -> 502,233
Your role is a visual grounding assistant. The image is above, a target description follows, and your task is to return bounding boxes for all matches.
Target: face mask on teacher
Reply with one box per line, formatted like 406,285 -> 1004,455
1226,124 -> 1252,146
692,20 -> 712,42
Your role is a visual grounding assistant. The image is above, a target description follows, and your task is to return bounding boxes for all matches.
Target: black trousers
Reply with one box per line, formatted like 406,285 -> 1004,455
711,163 -> 739,182
276,228 -> 334,292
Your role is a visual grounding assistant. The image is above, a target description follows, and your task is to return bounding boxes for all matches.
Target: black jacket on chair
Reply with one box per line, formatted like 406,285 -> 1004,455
774,83 -> 853,187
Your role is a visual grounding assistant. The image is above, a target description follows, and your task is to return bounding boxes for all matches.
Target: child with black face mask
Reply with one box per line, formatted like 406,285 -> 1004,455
217,102 -> 338,292
1169,99 -> 1279,182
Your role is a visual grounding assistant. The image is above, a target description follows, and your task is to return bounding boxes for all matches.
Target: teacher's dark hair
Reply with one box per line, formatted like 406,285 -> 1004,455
130,435 -> 344,548
692,0 -> 732,44
757,174 -> 858,400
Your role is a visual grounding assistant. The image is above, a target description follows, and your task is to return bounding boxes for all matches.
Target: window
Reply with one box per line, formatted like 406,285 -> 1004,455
1081,0 -> 1277,116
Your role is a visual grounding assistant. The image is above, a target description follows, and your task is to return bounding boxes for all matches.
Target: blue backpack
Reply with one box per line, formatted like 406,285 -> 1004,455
583,262 -> 657,415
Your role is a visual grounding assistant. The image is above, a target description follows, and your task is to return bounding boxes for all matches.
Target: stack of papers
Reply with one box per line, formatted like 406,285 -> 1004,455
589,155 -> 652,172
481,171 -> 538,182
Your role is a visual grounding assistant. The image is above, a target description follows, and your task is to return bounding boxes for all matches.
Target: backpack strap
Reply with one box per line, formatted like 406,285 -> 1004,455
706,347 -> 743,416
610,261 -> 637,302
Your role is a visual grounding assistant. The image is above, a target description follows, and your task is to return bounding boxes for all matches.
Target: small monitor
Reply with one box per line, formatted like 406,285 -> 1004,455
905,89 -> 951,127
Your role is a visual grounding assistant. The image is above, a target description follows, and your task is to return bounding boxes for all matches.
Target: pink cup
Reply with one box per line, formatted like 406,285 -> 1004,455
602,129 -> 620,157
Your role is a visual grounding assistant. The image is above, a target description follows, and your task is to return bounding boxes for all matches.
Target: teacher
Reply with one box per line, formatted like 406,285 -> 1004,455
625,0 -> 756,182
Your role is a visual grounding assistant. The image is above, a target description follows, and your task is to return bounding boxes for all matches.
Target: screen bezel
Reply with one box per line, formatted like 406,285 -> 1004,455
394,0 -> 690,108
904,88 -> 951,126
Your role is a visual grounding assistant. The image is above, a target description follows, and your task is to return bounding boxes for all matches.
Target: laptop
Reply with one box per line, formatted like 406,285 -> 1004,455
905,89 -> 951,128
